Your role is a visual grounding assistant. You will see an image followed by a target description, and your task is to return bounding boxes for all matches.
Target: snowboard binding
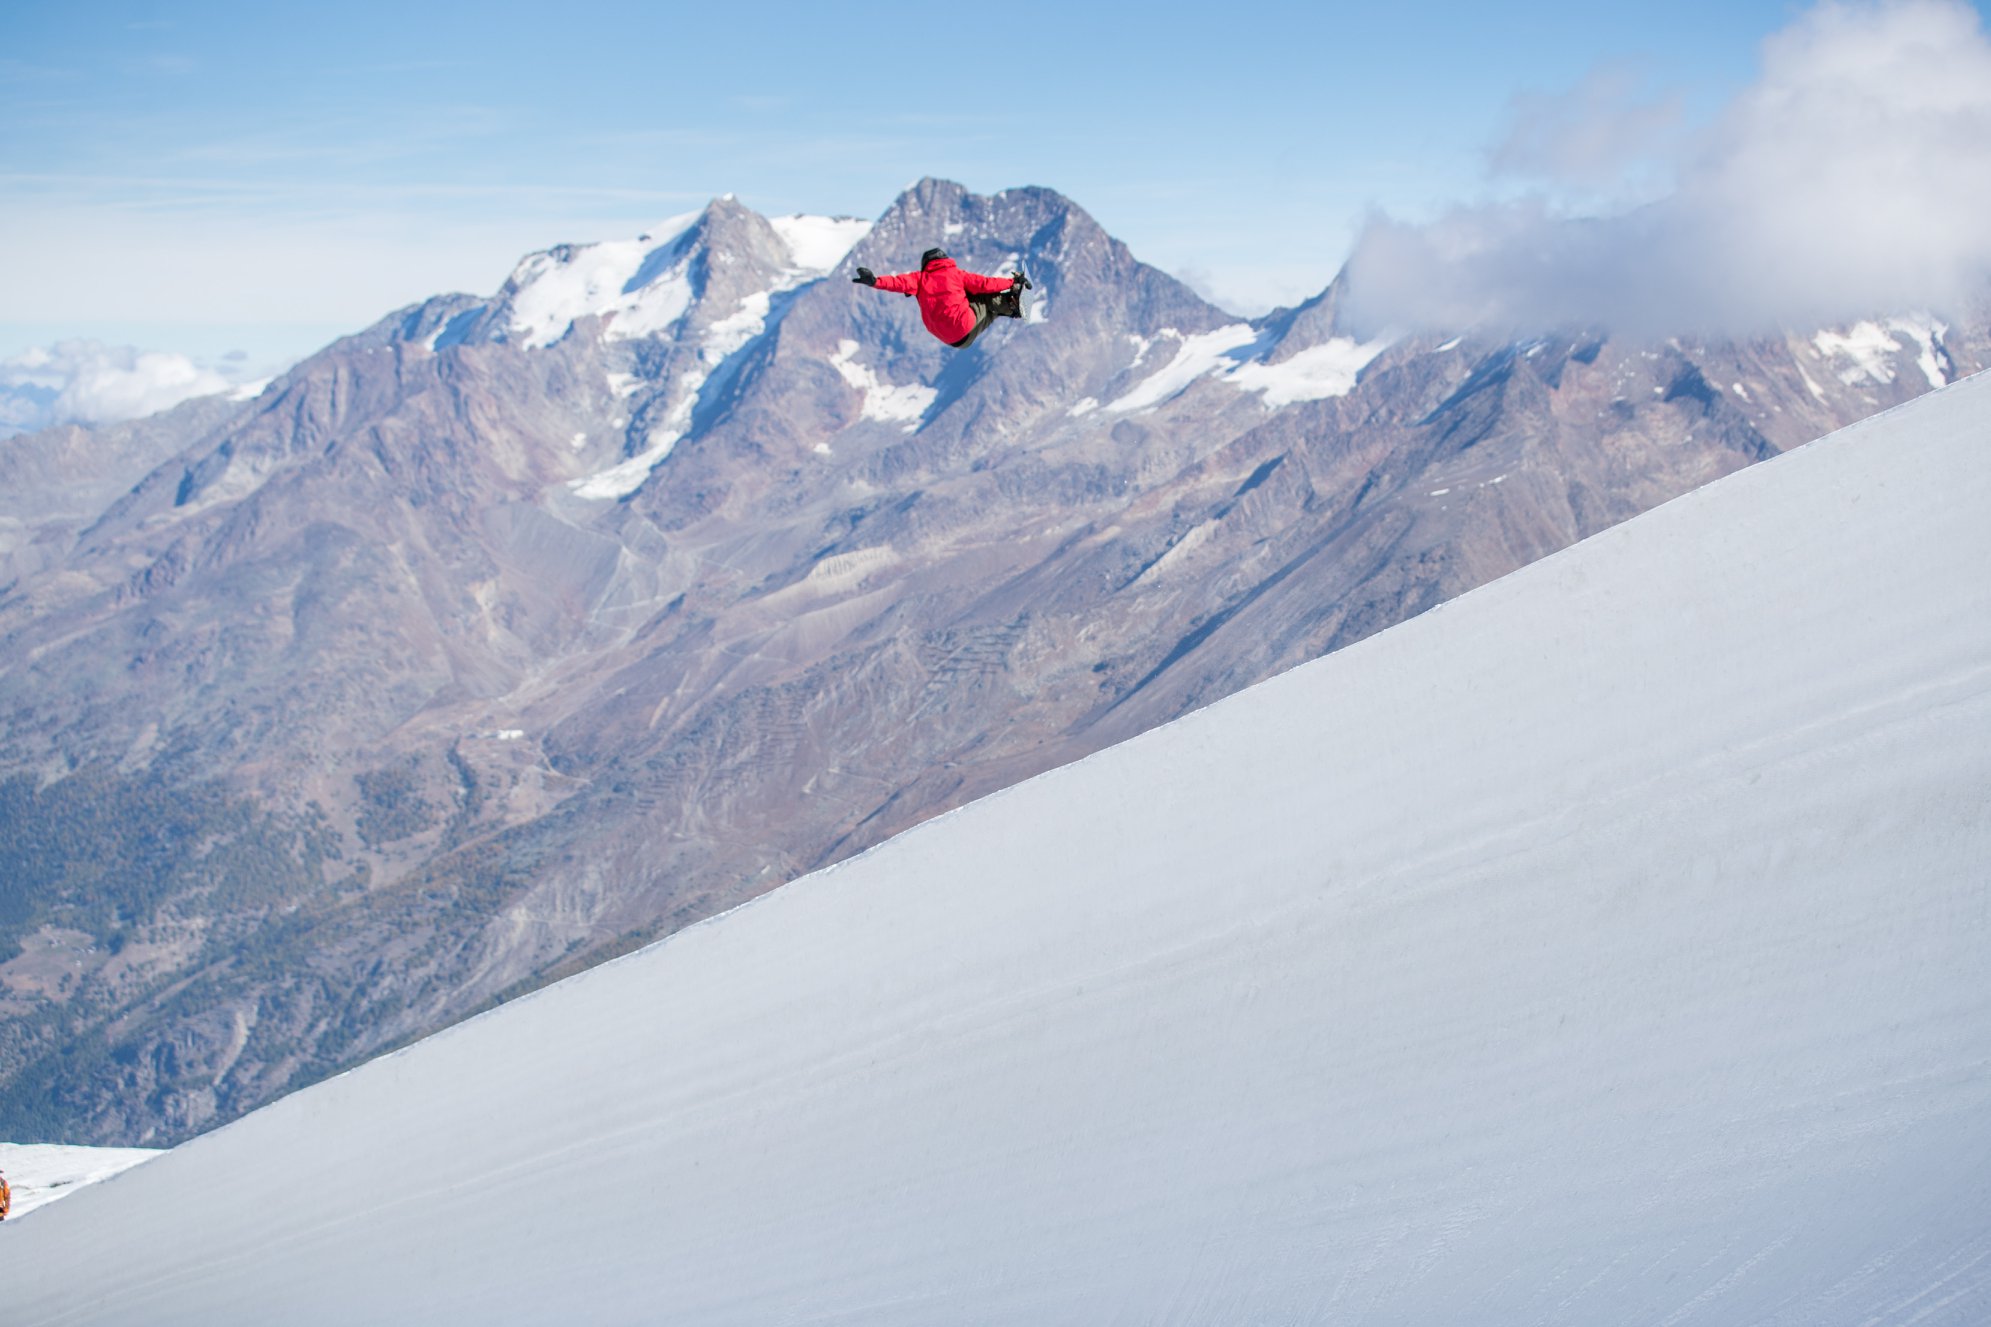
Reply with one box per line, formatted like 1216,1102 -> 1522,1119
999,266 -> 1032,320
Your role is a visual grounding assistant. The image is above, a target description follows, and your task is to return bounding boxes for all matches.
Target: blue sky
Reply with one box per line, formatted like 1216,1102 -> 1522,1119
2,0 -> 1983,369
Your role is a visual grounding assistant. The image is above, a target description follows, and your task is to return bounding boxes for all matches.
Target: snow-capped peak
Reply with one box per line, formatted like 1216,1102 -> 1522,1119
559,210 -> 872,501
495,210 -> 868,357
502,211 -> 702,350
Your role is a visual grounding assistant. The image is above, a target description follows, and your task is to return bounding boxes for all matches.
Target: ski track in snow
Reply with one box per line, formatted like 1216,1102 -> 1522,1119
9,378 -> 1991,1325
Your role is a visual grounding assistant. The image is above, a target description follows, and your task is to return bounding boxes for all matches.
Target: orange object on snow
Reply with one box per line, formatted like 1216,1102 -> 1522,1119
0,1169 -> 11,1220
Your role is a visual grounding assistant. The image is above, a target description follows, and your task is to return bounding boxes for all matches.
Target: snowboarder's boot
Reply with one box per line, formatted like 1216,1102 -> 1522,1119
998,266 -> 1032,320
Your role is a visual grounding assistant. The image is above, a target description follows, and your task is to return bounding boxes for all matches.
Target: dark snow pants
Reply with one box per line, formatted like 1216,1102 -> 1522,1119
948,287 -> 1023,349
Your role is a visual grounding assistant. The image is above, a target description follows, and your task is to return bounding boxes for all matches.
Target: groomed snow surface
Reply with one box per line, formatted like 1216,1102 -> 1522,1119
0,1144 -> 160,1220
8,377 -> 1991,1324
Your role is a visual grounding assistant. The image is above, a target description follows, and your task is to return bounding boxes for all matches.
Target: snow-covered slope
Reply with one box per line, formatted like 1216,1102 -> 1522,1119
0,1143 -> 160,1220
6,373 -> 1991,1322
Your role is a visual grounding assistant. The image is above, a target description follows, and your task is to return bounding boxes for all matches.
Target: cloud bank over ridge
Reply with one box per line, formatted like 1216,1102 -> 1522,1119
1341,0 -> 1991,338
0,341 -> 238,439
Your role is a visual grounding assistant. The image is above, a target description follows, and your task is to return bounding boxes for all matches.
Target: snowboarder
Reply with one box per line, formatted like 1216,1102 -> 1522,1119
853,248 -> 1031,349
0,1167 -> 11,1221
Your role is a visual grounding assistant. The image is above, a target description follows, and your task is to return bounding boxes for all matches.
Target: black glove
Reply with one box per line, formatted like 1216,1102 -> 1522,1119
1010,269 -> 1033,290
853,267 -> 877,287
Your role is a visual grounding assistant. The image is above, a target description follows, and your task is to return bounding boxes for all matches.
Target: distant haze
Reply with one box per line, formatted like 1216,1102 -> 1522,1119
1342,0 -> 1991,337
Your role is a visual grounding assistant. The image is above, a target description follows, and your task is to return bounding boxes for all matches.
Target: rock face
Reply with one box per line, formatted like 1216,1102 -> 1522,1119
0,178 -> 1984,1143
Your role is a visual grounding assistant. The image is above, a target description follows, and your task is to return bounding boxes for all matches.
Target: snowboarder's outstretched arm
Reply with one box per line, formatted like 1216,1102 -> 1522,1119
959,270 -> 1016,296
854,267 -> 920,296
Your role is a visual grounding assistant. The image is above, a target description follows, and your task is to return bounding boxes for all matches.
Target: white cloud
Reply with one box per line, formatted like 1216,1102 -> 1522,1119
0,340 -> 234,438
1489,62 -> 1686,204
1342,0 -> 1991,338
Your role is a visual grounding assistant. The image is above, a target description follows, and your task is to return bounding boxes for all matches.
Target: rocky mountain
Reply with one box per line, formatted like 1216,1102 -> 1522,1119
1,178 -> 1983,1144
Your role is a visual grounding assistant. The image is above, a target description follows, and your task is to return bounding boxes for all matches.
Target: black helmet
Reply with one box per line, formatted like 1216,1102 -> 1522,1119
920,247 -> 948,268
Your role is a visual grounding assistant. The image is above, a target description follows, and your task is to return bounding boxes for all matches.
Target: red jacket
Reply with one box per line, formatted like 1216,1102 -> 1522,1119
872,257 -> 1015,344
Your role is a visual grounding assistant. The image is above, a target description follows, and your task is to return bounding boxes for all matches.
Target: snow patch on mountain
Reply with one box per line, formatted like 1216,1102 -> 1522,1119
1813,315 -> 1951,390
600,269 -> 696,343
569,383 -> 697,500
569,428 -> 682,501
1889,314 -> 1951,389
831,340 -> 934,429
569,243 -> 868,500
1227,336 -> 1390,406
1813,322 -> 1903,385
1109,327 -> 1388,413
568,289 -> 795,499
503,207 -> 856,352
770,215 -> 872,273
1107,325 -> 1259,412
701,291 -> 773,363
504,213 -> 700,349
518,211 -> 876,497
